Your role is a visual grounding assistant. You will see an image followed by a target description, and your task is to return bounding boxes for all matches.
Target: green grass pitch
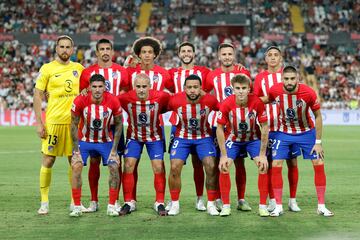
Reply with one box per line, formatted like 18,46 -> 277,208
0,126 -> 359,240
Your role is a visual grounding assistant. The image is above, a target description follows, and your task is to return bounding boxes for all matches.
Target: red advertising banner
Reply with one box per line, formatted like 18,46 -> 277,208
0,109 -> 45,126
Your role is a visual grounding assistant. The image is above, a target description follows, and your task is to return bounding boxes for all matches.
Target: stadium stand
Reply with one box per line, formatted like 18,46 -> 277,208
0,0 -> 359,110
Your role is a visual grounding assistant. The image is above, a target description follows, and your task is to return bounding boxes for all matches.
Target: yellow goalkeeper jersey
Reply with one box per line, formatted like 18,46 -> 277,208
35,60 -> 84,124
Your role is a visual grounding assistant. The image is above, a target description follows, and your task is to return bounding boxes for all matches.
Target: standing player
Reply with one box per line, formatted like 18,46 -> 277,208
79,38 -> 128,212
167,41 -> 210,211
216,74 -> 269,217
203,43 -> 252,211
70,74 -> 123,217
34,35 -> 84,214
125,37 -> 171,207
118,74 -> 170,216
266,65 -> 333,217
167,74 -> 220,216
253,46 -> 301,212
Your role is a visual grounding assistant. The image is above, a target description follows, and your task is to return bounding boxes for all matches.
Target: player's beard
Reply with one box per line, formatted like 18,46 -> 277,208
186,92 -> 200,101
58,53 -> 70,62
102,54 -> 110,62
285,83 -> 297,92
221,60 -> 233,68
181,56 -> 193,65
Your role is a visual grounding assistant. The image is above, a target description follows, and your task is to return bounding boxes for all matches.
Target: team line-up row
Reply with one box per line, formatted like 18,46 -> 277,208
34,35 -> 333,218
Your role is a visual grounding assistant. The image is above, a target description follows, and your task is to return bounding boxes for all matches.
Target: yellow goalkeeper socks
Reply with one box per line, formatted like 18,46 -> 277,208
68,166 -> 74,203
40,166 -> 52,203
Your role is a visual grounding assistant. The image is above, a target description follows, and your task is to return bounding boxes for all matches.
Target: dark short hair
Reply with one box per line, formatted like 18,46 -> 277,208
56,35 -> 74,47
132,37 -> 162,59
230,74 -> 251,87
96,38 -> 113,51
265,45 -> 281,54
218,43 -> 235,51
283,65 -> 298,74
90,74 -> 105,84
184,74 -> 202,86
178,41 -> 195,54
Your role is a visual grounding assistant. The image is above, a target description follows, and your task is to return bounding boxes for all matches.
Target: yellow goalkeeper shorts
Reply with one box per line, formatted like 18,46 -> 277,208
41,124 -> 73,157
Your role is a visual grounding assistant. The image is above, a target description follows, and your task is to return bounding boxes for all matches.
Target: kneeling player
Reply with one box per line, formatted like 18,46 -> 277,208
70,74 -> 123,217
167,74 -> 220,216
216,74 -> 269,217
118,73 -> 170,216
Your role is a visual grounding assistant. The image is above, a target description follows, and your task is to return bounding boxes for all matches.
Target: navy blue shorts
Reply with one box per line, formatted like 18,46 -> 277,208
79,141 -> 113,166
270,129 -> 318,160
268,131 -> 301,160
225,139 -> 260,160
170,137 -> 216,163
124,139 -> 165,160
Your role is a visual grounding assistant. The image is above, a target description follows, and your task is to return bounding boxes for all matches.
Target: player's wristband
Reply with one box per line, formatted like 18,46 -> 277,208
315,139 -> 322,144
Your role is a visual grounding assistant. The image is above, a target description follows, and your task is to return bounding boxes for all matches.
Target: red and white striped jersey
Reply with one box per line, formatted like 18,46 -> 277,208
204,66 -> 251,102
168,92 -> 219,140
217,94 -> 267,142
167,65 -> 210,125
127,65 -> 171,91
118,90 -> 170,142
168,66 -> 210,93
268,83 -> 320,134
204,66 -> 251,126
253,68 -> 283,131
72,92 -> 122,143
79,63 -> 129,96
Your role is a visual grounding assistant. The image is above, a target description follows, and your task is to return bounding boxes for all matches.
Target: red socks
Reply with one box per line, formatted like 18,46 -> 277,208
170,189 -> 180,201
235,162 -> 246,200
288,165 -> 299,198
207,190 -> 217,201
193,163 -> 204,197
271,166 -> 283,204
268,167 -> 275,199
122,173 -> 134,202
258,173 -> 269,205
109,188 -> 118,205
219,172 -> 231,204
72,188 -> 82,206
133,162 -> 139,201
88,161 -> 100,201
314,164 -> 326,204
154,173 -> 166,203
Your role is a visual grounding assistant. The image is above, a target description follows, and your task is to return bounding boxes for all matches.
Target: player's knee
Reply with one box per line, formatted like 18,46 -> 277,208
42,155 -> 55,168
124,159 -> 136,173
170,164 -> 181,176
286,158 -> 297,167
312,159 -> 324,166
71,160 -> 83,173
272,160 -> 284,167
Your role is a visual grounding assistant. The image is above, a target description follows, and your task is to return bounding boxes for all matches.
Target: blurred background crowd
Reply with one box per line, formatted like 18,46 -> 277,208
1,0 -> 359,110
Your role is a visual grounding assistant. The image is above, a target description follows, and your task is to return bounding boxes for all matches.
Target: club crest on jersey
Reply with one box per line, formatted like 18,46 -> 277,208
138,112 -> 147,124
272,150 -> 277,157
171,149 -> 176,156
103,111 -> 109,118
48,146 -> 54,152
73,71 -> 78,77
149,104 -> 155,111
238,122 -> 248,133
200,109 -> 206,116
92,119 -> 102,130
224,86 -> 233,97
189,118 -> 199,130
296,99 -> 303,107
153,75 -> 159,82
112,72 -> 118,79
286,108 -> 297,120
105,80 -> 111,91
248,111 -> 255,119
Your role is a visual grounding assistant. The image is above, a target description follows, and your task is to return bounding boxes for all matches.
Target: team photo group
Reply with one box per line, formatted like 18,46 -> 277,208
34,34 -> 334,218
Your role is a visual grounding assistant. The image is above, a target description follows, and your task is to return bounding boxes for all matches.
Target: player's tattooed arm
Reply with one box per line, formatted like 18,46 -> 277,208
258,122 -> 269,172
70,113 -> 81,152
110,115 -> 123,159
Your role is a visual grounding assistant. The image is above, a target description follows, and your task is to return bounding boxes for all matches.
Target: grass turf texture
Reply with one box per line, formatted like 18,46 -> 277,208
0,126 -> 359,240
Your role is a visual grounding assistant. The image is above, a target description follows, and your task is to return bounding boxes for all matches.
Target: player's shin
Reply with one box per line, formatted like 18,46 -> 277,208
108,161 -> 120,205
40,166 -> 52,203
219,172 -> 231,205
122,172 -> 135,202
258,173 -> 269,205
88,159 -> 101,202
271,165 -> 283,205
313,164 -> 326,204
235,158 -> 246,200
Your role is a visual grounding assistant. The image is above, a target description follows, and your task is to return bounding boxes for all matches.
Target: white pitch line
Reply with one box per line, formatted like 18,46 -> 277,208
0,150 -> 38,154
